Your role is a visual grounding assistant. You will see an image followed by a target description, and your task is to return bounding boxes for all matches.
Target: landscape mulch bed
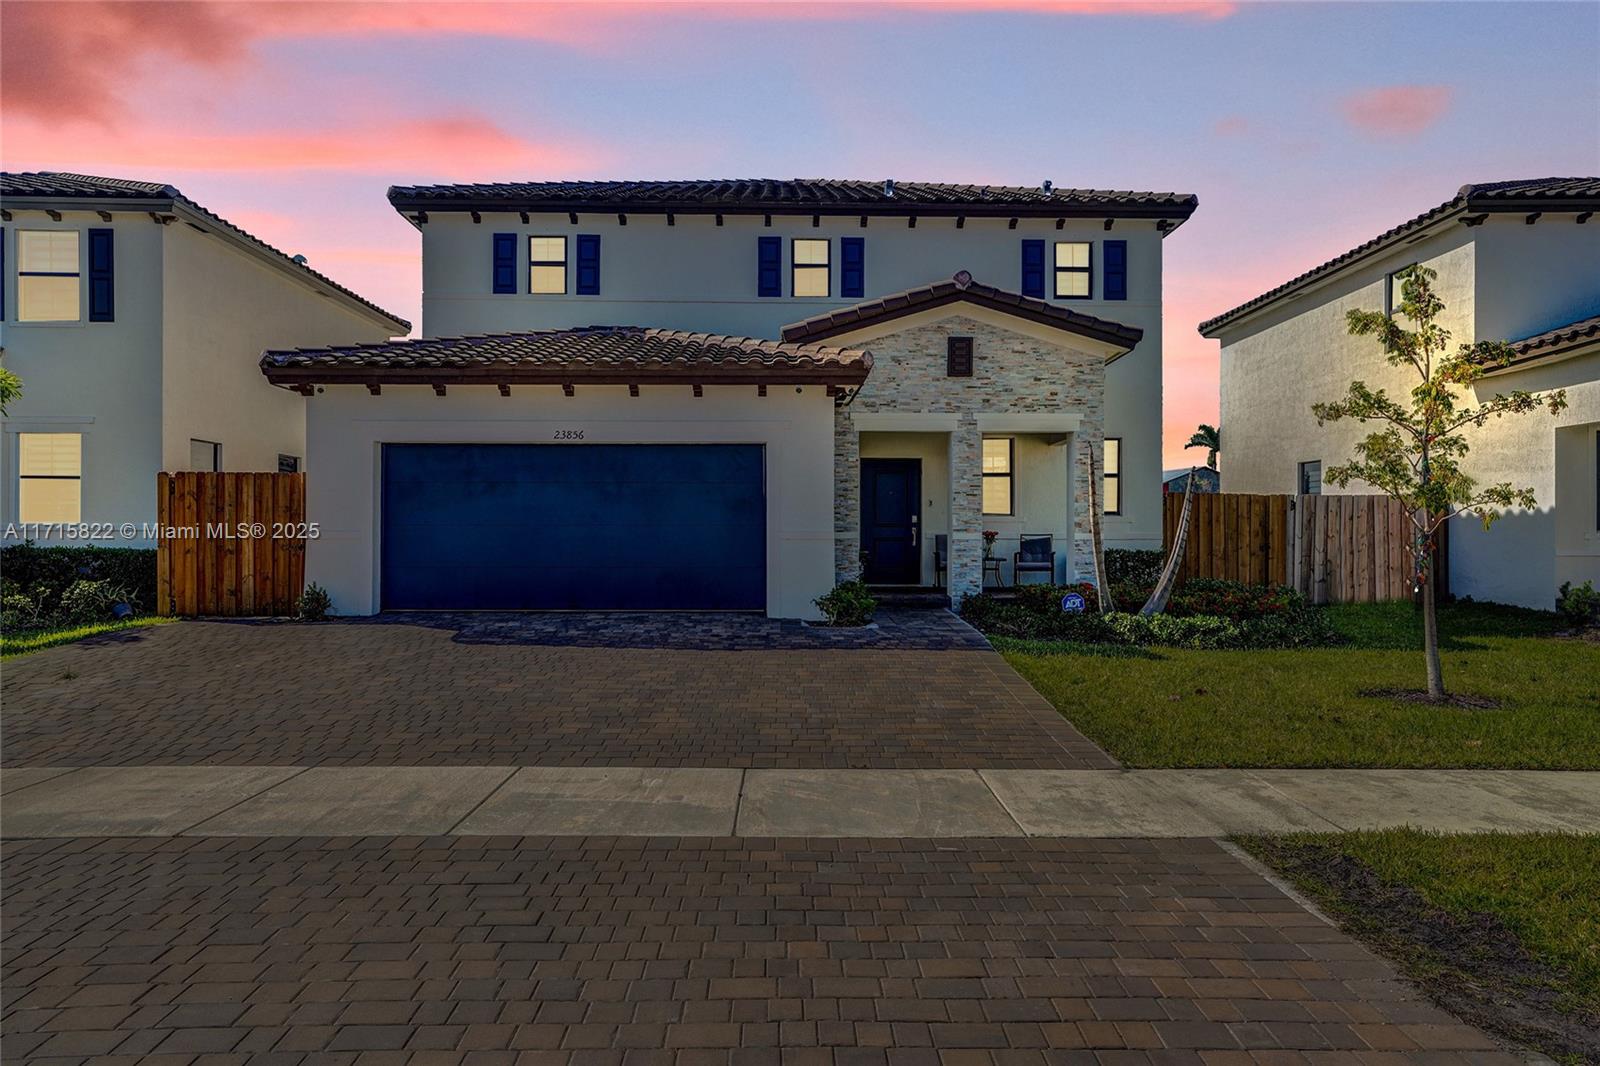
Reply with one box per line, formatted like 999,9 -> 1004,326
1245,837 -> 1600,1064
1360,687 -> 1504,710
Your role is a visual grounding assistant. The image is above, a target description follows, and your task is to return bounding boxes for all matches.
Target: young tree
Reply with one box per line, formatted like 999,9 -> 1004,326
1313,264 -> 1567,699
0,366 -> 20,416
1184,423 -> 1220,470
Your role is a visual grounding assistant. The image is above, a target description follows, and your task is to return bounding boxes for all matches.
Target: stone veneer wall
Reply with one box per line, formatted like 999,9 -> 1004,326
834,313 -> 1107,601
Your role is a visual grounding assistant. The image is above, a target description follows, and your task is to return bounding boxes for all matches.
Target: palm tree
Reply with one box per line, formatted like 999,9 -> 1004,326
1184,424 -> 1220,470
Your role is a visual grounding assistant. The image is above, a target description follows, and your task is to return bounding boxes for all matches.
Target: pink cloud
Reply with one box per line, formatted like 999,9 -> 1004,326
1,114 -> 600,175
1,1 -> 1236,125
1211,115 -> 1250,137
1339,85 -> 1453,139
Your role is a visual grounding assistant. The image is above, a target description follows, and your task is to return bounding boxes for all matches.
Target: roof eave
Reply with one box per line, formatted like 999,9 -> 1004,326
260,363 -> 872,388
782,290 -> 1143,352
0,193 -> 178,215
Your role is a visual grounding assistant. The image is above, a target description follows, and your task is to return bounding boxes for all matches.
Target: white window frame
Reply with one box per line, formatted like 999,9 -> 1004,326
1053,241 -> 1092,300
528,236 -> 567,295
791,238 -> 830,298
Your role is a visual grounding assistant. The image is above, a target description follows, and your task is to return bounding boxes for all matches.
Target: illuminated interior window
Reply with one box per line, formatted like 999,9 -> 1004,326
17,230 -> 81,322
792,238 -> 830,298
1103,437 -> 1121,515
18,433 -> 81,523
982,437 -> 1013,516
528,236 -> 567,294
1054,241 -> 1091,299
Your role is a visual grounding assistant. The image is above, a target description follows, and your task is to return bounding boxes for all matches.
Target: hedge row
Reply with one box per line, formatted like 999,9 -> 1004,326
0,543 -> 159,615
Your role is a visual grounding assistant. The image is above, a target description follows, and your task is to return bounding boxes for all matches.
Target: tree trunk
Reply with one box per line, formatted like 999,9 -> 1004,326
1421,537 -> 1445,699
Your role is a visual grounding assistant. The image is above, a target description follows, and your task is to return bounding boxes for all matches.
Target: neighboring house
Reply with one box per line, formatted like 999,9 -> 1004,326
1163,467 -> 1219,494
267,179 -> 1196,616
1200,178 -> 1600,609
0,172 -> 408,543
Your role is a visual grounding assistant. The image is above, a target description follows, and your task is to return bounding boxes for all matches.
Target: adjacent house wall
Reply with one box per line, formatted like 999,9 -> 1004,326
0,214 -> 166,537
303,385 -> 837,618
416,211 -> 1164,549
160,223 -> 399,475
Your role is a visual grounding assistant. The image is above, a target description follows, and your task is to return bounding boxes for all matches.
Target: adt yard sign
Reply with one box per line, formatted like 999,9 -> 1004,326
1060,592 -> 1086,612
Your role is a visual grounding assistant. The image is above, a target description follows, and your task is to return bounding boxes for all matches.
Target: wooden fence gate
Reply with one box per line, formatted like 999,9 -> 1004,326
156,472 -> 306,616
1162,492 -> 1428,604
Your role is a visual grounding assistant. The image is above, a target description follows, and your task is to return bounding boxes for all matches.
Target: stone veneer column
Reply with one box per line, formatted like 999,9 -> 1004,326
1070,429 -> 1102,584
947,415 -> 983,601
833,409 -> 861,582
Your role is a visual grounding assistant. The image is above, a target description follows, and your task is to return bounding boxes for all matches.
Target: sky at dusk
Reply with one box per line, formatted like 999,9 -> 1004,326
3,0 -> 1597,467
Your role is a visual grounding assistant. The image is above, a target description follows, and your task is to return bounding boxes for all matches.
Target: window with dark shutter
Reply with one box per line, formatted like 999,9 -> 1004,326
947,336 -> 974,377
1021,239 -> 1045,298
88,228 -> 114,321
575,234 -> 601,295
492,233 -> 517,293
1103,240 -> 1127,301
757,236 -> 782,297
840,236 -> 865,298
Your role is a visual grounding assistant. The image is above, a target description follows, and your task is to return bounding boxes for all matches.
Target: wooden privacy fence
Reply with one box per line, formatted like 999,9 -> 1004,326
156,472 -> 306,616
1161,492 -> 1428,604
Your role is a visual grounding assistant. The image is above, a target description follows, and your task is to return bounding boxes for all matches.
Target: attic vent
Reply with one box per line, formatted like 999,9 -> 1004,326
883,179 -> 895,198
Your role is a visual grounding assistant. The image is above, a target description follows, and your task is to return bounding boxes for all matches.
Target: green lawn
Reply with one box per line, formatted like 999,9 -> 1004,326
1000,602 -> 1599,768
1241,830 -> 1600,1063
1,617 -> 177,658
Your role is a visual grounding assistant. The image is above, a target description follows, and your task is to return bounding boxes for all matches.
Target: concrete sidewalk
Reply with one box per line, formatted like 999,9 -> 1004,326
4,765 -> 1597,838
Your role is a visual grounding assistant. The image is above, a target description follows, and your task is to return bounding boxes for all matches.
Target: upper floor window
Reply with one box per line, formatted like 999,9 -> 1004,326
190,439 -> 222,472
1299,460 -> 1322,495
792,238 -> 830,298
982,438 -> 1014,516
1384,263 -> 1417,320
17,231 -> 80,322
18,433 -> 81,523
528,236 -> 567,294
1054,241 -> 1091,299
1103,437 -> 1121,515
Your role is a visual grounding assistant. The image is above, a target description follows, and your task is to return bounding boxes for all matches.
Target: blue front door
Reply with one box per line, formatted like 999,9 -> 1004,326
381,443 -> 766,610
861,458 -> 921,584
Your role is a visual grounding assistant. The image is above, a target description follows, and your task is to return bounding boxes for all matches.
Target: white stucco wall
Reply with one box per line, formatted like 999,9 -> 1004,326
1212,211 -> 1599,608
303,384 -> 837,618
160,223 -> 399,475
0,214 -> 165,538
415,211 -> 1165,548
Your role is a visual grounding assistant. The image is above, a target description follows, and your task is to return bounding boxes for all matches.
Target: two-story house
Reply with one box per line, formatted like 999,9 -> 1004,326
0,172 -> 408,544
262,179 -> 1196,617
1200,178 -> 1600,609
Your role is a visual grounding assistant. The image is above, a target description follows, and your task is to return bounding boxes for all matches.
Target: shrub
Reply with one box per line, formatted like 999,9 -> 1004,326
1167,578 -> 1305,621
57,579 -> 134,625
813,579 -> 877,627
1105,548 -> 1164,588
1557,581 -> 1600,627
0,590 -> 48,632
0,543 -> 157,618
297,582 -> 334,621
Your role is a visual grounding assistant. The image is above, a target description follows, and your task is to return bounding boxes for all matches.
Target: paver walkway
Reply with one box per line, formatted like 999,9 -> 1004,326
1,836 -> 1516,1064
0,615 -> 1112,769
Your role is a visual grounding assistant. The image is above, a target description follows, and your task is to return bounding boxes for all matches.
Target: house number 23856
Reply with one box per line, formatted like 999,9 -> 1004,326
552,429 -> 585,440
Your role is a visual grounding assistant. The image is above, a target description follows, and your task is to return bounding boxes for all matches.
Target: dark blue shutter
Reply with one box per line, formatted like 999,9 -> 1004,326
757,236 -> 782,297
840,237 -> 865,299
1020,239 -> 1045,298
87,228 -> 114,321
1103,240 -> 1127,301
492,232 -> 517,293
575,234 -> 601,295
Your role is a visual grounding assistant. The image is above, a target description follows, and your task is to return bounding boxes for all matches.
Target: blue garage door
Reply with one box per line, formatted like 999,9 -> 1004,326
382,444 -> 766,610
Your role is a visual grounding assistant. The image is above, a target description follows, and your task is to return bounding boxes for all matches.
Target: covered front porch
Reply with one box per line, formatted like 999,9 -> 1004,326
835,410 -> 1097,601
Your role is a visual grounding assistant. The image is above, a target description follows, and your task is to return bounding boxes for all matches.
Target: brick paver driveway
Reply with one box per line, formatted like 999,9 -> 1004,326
0,613 -> 1112,769
1,836 -> 1508,1065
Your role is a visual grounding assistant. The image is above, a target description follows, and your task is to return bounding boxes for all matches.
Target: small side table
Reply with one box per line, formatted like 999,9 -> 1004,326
982,557 -> 1005,588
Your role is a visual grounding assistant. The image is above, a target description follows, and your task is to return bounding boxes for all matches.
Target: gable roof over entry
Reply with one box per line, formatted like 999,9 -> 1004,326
259,326 -> 871,390
779,272 -> 1144,353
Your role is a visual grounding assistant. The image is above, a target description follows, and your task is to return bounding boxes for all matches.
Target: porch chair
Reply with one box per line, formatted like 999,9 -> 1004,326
933,534 -> 949,587
1013,534 -> 1055,585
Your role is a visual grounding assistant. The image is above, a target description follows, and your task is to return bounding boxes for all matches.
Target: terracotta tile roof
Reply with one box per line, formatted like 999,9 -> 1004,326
1,171 -> 410,332
780,271 -> 1143,352
388,178 -> 1198,225
260,326 -> 872,387
1198,178 -> 1600,337
1488,312 -> 1600,372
